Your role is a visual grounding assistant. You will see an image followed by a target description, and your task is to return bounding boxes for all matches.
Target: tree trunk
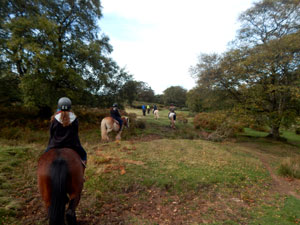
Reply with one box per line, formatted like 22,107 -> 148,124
267,125 -> 283,140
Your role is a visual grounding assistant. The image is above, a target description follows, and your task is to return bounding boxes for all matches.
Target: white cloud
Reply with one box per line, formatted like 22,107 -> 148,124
100,0 -> 255,94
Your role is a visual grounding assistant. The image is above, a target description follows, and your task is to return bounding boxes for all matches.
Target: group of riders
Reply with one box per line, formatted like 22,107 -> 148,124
44,97 -> 176,168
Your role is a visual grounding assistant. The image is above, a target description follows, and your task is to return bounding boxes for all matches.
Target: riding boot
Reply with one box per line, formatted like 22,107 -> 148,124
119,125 -> 123,132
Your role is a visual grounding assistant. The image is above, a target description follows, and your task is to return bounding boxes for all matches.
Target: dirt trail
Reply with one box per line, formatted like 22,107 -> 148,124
255,152 -> 300,200
239,143 -> 300,200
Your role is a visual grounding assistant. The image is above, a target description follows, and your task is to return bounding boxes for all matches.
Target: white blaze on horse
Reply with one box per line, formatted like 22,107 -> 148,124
101,116 -> 129,141
168,112 -> 176,129
153,109 -> 159,119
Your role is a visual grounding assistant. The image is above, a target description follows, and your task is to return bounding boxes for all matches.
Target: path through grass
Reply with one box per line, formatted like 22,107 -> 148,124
0,108 -> 300,224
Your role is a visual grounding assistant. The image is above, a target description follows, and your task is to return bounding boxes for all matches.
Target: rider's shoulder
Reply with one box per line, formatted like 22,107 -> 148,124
54,111 -> 77,124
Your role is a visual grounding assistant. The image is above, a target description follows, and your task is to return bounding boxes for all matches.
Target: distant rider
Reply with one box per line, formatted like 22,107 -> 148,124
142,104 -> 146,116
153,104 -> 158,113
168,107 -> 176,121
110,103 -> 123,131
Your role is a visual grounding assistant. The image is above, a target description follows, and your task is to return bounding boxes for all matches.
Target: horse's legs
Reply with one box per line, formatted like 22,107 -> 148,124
66,196 -> 81,225
170,118 -> 175,129
116,131 -> 122,140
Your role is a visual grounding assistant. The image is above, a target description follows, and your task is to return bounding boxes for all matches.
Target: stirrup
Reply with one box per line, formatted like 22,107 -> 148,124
81,160 -> 86,168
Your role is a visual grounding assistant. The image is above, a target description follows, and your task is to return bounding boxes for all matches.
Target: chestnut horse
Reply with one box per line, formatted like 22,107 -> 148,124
37,148 -> 85,225
101,116 -> 129,141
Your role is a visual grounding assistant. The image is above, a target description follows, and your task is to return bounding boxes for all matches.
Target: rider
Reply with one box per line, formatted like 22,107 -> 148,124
45,97 -> 87,167
168,106 -> 176,121
110,103 -> 123,131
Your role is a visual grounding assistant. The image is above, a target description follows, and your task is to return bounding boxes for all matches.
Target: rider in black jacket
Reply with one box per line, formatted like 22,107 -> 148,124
110,103 -> 123,131
45,97 -> 87,166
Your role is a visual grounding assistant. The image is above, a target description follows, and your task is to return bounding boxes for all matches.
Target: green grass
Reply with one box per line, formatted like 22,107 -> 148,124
242,128 -> 269,137
0,108 -> 300,224
0,146 -> 38,223
250,196 -> 300,225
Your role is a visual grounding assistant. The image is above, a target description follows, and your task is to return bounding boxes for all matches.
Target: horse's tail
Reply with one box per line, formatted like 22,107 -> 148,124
49,158 -> 69,225
101,118 -> 108,140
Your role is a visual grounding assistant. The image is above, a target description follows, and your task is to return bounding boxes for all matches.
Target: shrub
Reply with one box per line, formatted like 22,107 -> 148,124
278,156 -> 300,179
193,111 -> 244,139
135,120 -> 146,129
194,112 -> 221,130
176,113 -> 188,124
73,107 -> 108,129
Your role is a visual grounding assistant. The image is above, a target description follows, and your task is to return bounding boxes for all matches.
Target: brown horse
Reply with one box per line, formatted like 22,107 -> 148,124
37,148 -> 85,225
101,116 -> 129,141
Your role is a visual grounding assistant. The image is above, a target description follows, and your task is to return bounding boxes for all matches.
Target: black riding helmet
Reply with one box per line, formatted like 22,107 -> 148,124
58,97 -> 72,111
113,103 -> 118,108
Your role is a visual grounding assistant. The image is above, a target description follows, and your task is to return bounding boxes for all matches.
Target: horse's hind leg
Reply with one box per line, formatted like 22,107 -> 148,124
66,196 -> 81,225
116,131 -> 122,140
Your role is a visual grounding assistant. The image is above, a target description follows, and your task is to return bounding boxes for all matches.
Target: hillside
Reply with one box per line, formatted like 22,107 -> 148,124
0,108 -> 300,224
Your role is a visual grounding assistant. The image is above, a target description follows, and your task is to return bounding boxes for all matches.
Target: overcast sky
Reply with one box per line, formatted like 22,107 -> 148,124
99,0 -> 256,94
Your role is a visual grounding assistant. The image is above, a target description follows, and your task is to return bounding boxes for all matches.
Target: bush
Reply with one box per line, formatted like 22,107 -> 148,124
194,112 -> 222,130
193,111 -> 244,139
73,107 -> 108,129
278,156 -> 300,179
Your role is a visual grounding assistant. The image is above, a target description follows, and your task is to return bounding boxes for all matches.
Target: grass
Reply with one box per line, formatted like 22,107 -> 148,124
0,108 -> 300,224
242,127 -> 300,148
0,145 -> 40,223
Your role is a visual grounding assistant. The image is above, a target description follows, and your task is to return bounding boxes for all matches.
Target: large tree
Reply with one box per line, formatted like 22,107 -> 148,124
135,81 -> 155,103
0,0 -> 130,109
191,0 -> 300,139
163,86 -> 187,107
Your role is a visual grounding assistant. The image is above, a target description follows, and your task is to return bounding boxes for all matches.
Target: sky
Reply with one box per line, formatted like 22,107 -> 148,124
99,0 -> 256,94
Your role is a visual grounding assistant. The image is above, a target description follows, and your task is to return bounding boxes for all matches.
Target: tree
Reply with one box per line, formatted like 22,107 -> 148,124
163,86 -> 187,107
0,0 -> 130,109
191,0 -> 300,139
120,80 -> 139,106
136,81 -> 155,103
186,86 -> 234,112
236,0 -> 300,46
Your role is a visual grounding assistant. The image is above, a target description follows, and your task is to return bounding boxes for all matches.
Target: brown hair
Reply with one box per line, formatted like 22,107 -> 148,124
51,111 -> 71,127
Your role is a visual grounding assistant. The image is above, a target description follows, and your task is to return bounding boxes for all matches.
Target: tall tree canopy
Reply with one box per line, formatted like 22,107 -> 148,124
0,0 -> 131,109
190,0 -> 300,139
163,86 -> 187,107
135,81 -> 155,103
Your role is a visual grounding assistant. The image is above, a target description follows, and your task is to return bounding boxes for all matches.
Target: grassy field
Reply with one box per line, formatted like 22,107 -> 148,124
0,108 -> 300,224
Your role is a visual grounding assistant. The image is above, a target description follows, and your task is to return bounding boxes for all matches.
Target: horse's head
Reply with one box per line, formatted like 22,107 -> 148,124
122,116 -> 129,128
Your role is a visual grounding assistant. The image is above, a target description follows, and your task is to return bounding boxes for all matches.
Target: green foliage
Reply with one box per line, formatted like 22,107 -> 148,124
190,0 -> 300,139
0,0 -> 134,109
193,111 -> 244,136
72,106 -> 109,129
163,86 -> 187,107
135,81 -> 156,103
186,86 -> 235,112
